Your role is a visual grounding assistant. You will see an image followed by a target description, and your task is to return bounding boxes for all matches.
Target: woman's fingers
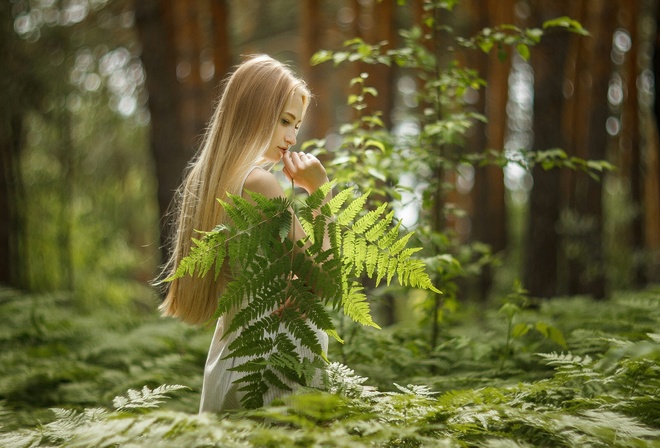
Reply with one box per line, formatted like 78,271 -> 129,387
282,151 -> 328,194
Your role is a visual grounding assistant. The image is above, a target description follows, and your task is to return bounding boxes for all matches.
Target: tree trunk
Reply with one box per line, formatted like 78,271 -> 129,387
469,0 -> 512,301
211,0 -> 232,81
0,115 -> 22,288
618,0 -> 646,287
362,0 -> 397,127
134,0 -> 191,259
565,0 -> 616,299
0,2 -> 26,289
300,0 -> 331,139
524,0 -> 572,298
648,0 -> 660,281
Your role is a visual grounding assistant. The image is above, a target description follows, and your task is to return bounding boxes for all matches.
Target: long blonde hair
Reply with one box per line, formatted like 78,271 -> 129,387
159,54 -> 310,325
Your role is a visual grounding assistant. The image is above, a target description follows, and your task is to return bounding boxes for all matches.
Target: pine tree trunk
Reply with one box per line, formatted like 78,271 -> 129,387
618,0 -> 646,287
134,0 -> 191,259
469,0 -> 512,301
300,0 -> 331,139
0,1 -> 26,289
566,0 -> 617,299
524,0 -> 572,298
647,0 -> 660,281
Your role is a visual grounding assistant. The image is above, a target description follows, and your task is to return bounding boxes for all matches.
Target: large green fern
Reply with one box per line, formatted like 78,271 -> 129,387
167,183 -> 440,408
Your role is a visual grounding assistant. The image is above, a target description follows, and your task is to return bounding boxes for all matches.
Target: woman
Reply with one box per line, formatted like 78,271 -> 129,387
158,54 -> 330,412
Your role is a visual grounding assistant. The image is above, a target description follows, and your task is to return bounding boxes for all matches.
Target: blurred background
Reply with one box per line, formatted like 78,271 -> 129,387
2,0 -> 660,315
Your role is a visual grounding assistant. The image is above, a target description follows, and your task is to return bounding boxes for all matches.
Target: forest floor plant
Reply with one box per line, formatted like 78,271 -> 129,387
0,285 -> 659,447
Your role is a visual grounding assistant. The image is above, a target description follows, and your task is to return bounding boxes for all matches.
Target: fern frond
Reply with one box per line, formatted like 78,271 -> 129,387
225,333 -> 275,360
337,190 -> 370,225
167,231 -> 227,281
112,384 -> 188,411
263,368 -> 294,391
365,210 -> 395,242
343,282 -> 381,329
170,185 -> 440,408
236,372 -> 269,409
305,181 -> 336,211
322,187 -> 353,215
281,310 -> 324,355
224,193 -> 264,227
352,202 -> 388,235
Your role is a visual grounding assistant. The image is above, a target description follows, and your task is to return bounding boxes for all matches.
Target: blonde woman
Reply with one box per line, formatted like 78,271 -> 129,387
159,54 -> 330,412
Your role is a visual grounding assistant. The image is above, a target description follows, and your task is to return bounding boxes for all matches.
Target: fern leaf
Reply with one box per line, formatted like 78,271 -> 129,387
387,231 -> 414,256
167,231 -> 227,281
375,251 -> 391,287
263,368 -> 293,391
377,221 -> 402,251
326,329 -> 344,343
269,352 -> 305,380
351,236 -> 368,278
343,282 -> 381,329
322,187 -> 353,215
225,193 -> 263,227
218,198 -> 248,228
365,209 -> 395,242
338,190 -> 370,225
171,185 -> 441,409
352,202 -> 388,235
224,292 -> 271,335
365,243 -> 380,278
328,221 -> 342,258
281,310 -> 323,355
228,357 -> 268,373
305,181 -> 335,211
235,372 -> 269,409
112,385 -> 188,411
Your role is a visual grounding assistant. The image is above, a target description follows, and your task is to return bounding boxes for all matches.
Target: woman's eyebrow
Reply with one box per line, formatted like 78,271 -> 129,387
283,111 -> 298,121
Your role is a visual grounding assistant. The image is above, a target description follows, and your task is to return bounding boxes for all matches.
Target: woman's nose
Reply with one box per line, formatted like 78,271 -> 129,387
285,130 -> 296,146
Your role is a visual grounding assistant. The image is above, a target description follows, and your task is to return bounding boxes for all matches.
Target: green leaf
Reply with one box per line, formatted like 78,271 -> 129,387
516,43 -> 530,61
513,323 -> 531,338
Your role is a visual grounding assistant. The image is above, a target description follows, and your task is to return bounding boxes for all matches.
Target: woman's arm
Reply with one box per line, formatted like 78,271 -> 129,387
243,154 -> 332,250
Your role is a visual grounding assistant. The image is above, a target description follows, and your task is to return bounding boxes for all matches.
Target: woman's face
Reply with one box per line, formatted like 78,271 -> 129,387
264,90 -> 305,164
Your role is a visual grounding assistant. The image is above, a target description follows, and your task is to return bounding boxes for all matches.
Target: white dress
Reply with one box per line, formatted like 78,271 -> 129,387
199,167 -> 329,413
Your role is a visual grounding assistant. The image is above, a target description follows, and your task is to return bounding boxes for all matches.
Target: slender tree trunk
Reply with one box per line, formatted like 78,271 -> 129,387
0,1 -> 26,289
0,115 -> 22,288
618,0 -> 646,287
524,0 -> 572,298
567,0 -> 616,299
134,0 -> 189,259
561,0 -> 589,295
300,0 -> 331,139
171,0 -> 215,150
469,0 -> 512,301
648,0 -> 660,281
362,0 -> 397,127
57,108 -> 74,291
211,0 -> 232,80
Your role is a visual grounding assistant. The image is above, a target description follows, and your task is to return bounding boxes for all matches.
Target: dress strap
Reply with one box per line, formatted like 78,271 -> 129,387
239,166 -> 259,196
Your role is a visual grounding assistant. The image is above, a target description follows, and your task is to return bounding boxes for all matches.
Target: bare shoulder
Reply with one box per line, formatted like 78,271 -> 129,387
243,167 -> 285,199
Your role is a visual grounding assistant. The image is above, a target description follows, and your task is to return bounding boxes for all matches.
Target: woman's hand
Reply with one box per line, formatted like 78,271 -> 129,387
282,151 -> 328,194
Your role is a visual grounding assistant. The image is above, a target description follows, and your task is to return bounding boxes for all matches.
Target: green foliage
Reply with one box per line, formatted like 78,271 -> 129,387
308,2 -> 614,354
457,17 -> 589,61
112,385 -> 188,412
2,285 -> 660,446
166,186 -> 439,408
0,286 -> 205,430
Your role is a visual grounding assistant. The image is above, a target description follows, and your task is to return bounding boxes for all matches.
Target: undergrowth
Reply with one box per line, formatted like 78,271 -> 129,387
1,284 -> 659,446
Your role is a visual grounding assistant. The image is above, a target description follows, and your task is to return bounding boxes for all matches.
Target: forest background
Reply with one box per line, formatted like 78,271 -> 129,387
1,0 -> 660,446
